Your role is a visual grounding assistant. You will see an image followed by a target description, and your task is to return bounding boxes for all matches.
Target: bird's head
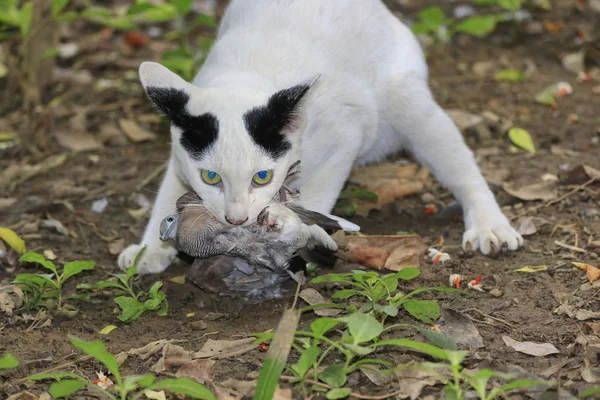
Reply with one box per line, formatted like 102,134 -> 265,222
159,214 -> 180,241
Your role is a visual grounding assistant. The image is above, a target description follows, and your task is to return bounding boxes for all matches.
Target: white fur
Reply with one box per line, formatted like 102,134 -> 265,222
119,0 -> 523,274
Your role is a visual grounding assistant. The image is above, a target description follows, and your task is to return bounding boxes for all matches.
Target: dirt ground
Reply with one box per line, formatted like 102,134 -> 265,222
1,0 -> 600,399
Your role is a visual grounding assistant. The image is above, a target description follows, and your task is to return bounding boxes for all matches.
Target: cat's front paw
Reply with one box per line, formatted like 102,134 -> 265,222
117,243 -> 178,275
462,221 -> 523,255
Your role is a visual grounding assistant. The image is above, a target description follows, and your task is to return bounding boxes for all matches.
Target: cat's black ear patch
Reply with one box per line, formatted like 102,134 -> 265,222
146,86 -> 219,159
243,81 -> 314,159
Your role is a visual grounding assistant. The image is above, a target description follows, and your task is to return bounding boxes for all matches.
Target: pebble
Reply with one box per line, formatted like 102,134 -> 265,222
489,288 -> 503,298
191,320 -> 208,331
420,192 -> 435,203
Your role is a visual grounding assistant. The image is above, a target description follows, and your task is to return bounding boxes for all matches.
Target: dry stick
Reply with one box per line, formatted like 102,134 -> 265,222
510,178 -> 597,221
280,376 -> 404,399
136,162 -> 168,192
12,355 -> 93,385
291,271 -> 305,310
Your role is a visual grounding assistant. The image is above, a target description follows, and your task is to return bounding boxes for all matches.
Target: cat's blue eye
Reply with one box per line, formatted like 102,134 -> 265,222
201,169 -> 222,185
252,170 -> 273,186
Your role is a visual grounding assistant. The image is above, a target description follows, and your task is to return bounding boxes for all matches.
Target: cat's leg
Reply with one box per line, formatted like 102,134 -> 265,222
118,157 -> 188,274
384,72 -> 523,254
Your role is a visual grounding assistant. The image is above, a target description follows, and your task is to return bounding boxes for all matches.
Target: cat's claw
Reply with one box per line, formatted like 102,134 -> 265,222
462,224 -> 523,255
118,243 -> 178,275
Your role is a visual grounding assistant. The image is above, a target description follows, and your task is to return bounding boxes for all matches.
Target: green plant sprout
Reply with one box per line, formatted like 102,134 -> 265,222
14,252 -> 95,309
24,336 -> 215,400
310,268 -> 461,324
77,247 -> 168,322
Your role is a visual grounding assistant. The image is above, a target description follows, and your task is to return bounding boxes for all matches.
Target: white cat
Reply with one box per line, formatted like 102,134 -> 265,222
118,0 -> 523,274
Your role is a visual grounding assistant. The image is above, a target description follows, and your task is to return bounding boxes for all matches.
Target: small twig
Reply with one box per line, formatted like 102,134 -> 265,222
13,355 -> 93,385
554,240 -> 586,254
511,178 -> 596,221
279,376 -> 405,399
136,162 -> 168,192
462,308 -> 515,330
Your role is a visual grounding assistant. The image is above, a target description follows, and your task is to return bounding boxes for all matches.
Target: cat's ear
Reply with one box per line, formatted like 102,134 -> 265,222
138,62 -> 196,118
267,75 -> 320,133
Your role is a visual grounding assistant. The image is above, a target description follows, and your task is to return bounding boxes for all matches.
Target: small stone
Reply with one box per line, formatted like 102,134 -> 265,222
21,221 -> 39,234
489,288 -> 503,297
191,320 -> 208,331
420,192 -> 435,203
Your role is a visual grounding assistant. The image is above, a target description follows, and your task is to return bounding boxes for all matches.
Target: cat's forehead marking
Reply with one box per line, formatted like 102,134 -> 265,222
145,86 -> 219,160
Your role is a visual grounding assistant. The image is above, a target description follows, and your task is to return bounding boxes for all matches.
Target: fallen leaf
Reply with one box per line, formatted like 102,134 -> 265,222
298,288 -> 341,317
115,339 -> 174,365
438,308 -> 484,349
0,227 -> 26,254
446,109 -> 484,131
502,335 -> 559,356
40,219 -> 70,236
514,265 -> 548,273
108,239 -> 125,256
175,359 -> 215,383
360,365 -> 391,386
508,127 -> 536,153
503,182 -> 557,201
562,51 -> 586,75
516,217 -> 538,236
573,262 -> 600,283
144,390 -> 166,400
333,231 -> 427,271
169,275 -> 187,284
99,325 -> 117,335
0,153 -> 68,190
581,358 -> 599,384
194,338 -> 257,359
119,119 -> 156,143
7,392 -> 40,400
495,69 -> 525,82
55,130 -> 102,152
393,362 -> 439,399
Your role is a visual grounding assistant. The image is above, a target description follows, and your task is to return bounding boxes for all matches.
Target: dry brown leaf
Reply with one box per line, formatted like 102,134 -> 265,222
581,358 -> 599,383
446,109 -> 484,131
55,130 -> 102,152
108,238 -> 125,256
438,308 -> 484,349
115,339 -> 174,365
393,362 -> 439,399
175,359 -> 215,383
7,392 -> 40,400
502,182 -> 558,201
516,216 -> 538,236
502,335 -> 559,356
586,322 -> 600,336
119,119 -> 156,142
194,337 -> 256,359
334,232 -> 427,271
298,288 -> 341,317
583,165 -> 600,180
0,285 -> 24,315
360,365 -> 391,386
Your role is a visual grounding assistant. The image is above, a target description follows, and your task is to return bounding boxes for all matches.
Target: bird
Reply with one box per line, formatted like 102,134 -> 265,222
159,191 -> 359,273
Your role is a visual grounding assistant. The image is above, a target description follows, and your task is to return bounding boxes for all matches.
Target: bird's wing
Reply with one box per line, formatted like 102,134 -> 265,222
287,204 -> 360,232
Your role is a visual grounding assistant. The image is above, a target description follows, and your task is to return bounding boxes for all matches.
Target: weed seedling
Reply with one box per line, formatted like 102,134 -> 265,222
77,247 -> 168,322
23,336 -> 215,400
14,252 -> 95,310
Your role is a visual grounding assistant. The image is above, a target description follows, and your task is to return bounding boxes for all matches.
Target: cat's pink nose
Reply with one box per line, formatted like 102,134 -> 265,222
225,216 -> 248,225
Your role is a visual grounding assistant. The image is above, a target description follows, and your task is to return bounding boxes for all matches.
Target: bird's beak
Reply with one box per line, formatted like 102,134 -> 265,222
160,225 -> 174,242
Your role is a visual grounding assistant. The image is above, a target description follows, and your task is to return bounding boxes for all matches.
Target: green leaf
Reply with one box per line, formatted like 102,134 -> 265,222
49,379 -> 85,398
27,372 -> 83,381
115,296 -> 147,322
311,318 -> 339,337
148,281 -> 163,297
411,22 -> 435,35
13,273 -> 54,288
402,300 -> 440,324
342,344 -> 373,356
123,374 -> 156,391
415,327 -> 457,350
373,304 -> 398,317
340,189 -> 378,202
148,378 -> 215,399
196,13 -> 217,27
454,16 -> 497,37
0,227 -> 26,253
331,289 -> 361,300
291,346 -> 320,378
77,281 -> 125,291
19,1 -> 33,37
508,127 -> 536,153
62,260 -> 95,282
488,378 -> 545,398
0,353 -> 19,369
327,388 -> 352,399
19,252 -> 57,274
495,69 -> 525,82
344,313 -> 383,344
69,336 -> 122,385
397,267 -> 420,281
51,0 -> 69,17
419,6 -> 446,26
132,3 -> 179,22
498,0 -> 522,11
320,364 -> 346,388
581,387 -> 600,398
171,0 -> 193,14
376,338 -> 451,361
